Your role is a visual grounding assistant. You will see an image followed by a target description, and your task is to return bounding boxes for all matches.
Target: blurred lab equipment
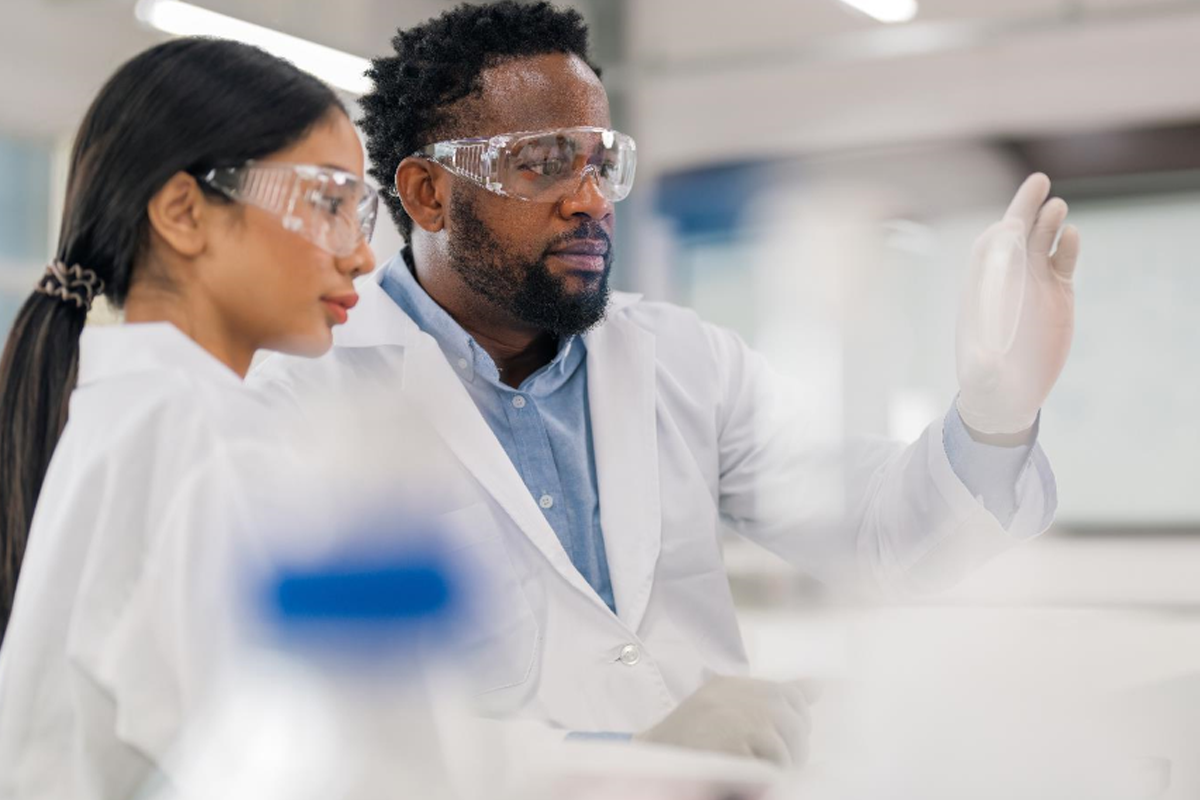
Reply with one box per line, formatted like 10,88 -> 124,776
139,523 -> 466,800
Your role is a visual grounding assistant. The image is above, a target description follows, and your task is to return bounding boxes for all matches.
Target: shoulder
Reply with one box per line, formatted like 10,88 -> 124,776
69,365 -> 280,467
607,292 -> 704,330
600,292 -> 745,370
249,274 -> 418,396
248,345 -> 406,411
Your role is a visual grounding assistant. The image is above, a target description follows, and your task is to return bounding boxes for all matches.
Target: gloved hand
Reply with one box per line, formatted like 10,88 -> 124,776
956,173 -> 1081,435
633,676 -> 814,768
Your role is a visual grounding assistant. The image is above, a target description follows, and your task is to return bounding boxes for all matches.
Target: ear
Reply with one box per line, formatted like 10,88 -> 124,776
146,172 -> 208,258
395,157 -> 448,233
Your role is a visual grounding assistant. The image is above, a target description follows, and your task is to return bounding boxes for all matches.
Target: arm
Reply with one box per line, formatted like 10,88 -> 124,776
712,174 -> 1077,595
709,324 -> 1052,595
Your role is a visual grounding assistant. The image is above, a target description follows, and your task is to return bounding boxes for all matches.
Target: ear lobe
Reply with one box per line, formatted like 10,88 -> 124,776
146,172 -> 208,258
395,157 -> 446,233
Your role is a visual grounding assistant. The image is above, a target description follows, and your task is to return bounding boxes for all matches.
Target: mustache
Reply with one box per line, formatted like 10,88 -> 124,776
544,222 -> 613,256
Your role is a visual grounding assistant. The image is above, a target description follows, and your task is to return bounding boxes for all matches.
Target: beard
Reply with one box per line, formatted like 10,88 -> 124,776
446,190 -> 612,337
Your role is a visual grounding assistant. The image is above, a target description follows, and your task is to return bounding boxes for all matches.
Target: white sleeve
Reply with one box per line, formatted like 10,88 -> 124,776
706,323 -> 1055,596
67,440 -> 278,773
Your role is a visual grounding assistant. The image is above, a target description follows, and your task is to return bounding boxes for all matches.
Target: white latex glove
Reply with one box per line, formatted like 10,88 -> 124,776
956,173 -> 1081,435
633,676 -> 814,768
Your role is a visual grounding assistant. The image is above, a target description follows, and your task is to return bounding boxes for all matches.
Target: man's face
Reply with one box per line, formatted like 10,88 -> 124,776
440,53 -> 617,336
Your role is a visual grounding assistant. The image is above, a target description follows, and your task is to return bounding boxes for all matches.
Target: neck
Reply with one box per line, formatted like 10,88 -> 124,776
410,252 -> 557,388
123,281 -> 253,379
460,322 -> 559,388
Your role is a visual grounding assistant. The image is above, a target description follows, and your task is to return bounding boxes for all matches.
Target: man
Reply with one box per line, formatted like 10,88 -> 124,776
252,1 -> 1078,766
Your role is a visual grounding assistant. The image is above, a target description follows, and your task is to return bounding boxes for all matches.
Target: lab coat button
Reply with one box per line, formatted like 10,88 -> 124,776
539,494 -> 554,509
512,395 -> 527,409
619,644 -> 640,666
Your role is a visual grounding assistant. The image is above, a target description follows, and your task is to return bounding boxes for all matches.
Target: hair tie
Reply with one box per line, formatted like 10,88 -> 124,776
34,261 -> 105,312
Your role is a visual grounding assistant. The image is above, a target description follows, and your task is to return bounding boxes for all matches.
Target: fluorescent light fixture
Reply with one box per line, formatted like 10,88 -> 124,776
837,0 -> 919,24
134,0 -> 371,95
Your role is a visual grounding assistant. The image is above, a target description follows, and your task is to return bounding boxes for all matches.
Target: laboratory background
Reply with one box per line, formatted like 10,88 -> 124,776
1,0 -> 1198,794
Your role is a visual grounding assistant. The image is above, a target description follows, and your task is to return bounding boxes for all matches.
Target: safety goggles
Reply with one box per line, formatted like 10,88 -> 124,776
199,162 -> 379,258
415,126 -> 637,203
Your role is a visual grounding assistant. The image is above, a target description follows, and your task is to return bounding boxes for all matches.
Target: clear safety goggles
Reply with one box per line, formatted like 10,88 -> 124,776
415,126 -> 637,203
199,162 -> 379,257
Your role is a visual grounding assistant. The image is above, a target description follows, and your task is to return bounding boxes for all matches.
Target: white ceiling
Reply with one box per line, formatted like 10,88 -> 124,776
626,0 -> 1185,64
2,0 -> 1198,169
0,0 -> 467,138
622,0 -> 1200,171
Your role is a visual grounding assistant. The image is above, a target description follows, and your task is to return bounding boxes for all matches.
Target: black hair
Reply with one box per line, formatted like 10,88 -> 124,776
360,0 -> 601,240
0,37 -> 344,639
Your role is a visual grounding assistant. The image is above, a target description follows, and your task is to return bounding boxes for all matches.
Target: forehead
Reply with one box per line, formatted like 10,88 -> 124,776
454,52 -> 610,139
265,111 -> 365,176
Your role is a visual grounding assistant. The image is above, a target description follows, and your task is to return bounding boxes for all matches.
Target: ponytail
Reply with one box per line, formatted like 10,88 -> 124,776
0,37 -> 342,639
0,291 -> 87,638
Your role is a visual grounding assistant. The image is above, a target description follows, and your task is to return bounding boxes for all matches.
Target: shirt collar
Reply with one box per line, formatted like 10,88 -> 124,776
76,322 -> 243,388
378,251 -> 585,393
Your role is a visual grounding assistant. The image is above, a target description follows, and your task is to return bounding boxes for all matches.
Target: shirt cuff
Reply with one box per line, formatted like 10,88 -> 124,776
565,731 -> 634,742
942,401 -> 1038,529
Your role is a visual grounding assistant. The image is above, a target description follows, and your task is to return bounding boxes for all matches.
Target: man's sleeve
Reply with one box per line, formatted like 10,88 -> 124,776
707,323 -> 1056,596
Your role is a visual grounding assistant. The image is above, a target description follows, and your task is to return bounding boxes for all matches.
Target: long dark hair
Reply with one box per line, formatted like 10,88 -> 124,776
0,37 -> 345,639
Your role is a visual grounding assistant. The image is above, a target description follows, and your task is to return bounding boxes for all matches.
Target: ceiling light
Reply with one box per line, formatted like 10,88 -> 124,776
837,0 -> 919,24
135,0 -> 371,95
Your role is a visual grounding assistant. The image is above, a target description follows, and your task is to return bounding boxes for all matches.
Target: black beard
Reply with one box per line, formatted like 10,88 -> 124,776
446,191 -> 612,337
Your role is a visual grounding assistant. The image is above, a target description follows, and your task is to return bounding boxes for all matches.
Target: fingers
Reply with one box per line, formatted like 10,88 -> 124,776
749,726 -> 792,768
773,688 -> 813,735
998,174 -> 1076,281
1003,172 -> 1052,235
1028,197 -> 1068,259
786,678 -> 824,705
646,676 -> 816,769
1051,224 -> 1081,281
772,705 -> 811,768
769,682 -> 813,768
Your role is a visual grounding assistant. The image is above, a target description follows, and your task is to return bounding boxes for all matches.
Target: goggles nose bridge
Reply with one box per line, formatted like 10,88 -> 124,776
567,163 -> 607,199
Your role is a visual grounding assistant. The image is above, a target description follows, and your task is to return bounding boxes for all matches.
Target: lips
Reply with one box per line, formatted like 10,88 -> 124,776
551,239 -> 609,257
550,239 -> 609,273
321,292 -> 359,325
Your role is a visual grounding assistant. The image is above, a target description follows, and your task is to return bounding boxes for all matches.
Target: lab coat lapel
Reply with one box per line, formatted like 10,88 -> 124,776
388,309 -> 604,604
585,304 -> 662,633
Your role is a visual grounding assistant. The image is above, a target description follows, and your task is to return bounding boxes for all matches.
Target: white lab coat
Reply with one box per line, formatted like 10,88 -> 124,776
250,269 -> 1056,735
0,323 -> 286,800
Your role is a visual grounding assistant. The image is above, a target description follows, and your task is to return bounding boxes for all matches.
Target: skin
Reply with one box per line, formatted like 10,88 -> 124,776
393,53 -> 1040,441
387,48 -> 1047,764
396,53 -> 614,387
124,110 -> 376,378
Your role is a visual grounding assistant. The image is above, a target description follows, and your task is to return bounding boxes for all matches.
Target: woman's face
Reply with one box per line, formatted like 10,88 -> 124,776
202,110 -> 375,359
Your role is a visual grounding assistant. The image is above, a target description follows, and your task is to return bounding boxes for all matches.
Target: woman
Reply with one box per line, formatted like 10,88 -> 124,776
0,37 -> 376,798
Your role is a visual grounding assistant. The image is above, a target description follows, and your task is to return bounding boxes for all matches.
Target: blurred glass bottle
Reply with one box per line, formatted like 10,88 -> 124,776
140,540 -> 464,800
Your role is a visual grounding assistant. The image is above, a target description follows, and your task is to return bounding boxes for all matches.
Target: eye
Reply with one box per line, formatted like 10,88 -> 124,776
310,190 -> 354,219
523,159 -> 566,177
513,137 -> 576,179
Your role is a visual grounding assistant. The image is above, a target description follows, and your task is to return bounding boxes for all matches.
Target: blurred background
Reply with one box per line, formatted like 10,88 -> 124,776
2,0 -> 1199,706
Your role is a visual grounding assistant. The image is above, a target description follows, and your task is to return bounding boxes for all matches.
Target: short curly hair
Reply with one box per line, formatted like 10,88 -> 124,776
360,1 -> 602,240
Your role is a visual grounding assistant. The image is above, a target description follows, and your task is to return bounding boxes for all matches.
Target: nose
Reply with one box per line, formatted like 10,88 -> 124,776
558,167 -> 614,222
336,238 -> 376,279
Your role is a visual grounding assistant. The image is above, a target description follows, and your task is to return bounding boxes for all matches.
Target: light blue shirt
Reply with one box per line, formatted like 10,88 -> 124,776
380,252 -> 1040,615
943,403 -> 1039,530
381,254 -> 618,612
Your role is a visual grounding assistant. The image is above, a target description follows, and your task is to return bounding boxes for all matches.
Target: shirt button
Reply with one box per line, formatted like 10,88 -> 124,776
539,494 -> 554,509
512,395 -> 527,409
456,357 -> 468,370
619,644 -> 640,666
